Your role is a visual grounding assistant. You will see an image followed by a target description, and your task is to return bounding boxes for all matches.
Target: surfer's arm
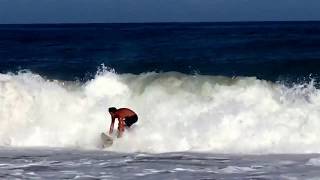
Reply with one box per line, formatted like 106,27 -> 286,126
117,118 -> 125,138
109,117 -> 115,135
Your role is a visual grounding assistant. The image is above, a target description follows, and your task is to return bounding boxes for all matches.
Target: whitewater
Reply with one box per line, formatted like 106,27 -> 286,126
1,69 -> 319,154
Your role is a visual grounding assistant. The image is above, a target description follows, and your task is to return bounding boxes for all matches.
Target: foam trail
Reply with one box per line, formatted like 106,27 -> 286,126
1,70 -> 320,154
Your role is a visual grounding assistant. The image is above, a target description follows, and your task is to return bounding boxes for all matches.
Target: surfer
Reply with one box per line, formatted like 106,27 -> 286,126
108,107 -> 138,138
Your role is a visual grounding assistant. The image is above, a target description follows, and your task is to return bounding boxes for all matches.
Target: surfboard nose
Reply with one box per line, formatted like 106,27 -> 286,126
101,133 -> 113,148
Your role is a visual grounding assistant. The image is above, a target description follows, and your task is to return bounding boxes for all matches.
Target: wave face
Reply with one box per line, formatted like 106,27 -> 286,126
1,69 -> 320,154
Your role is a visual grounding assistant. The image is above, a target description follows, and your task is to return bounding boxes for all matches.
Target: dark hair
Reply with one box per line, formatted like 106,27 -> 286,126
109,107 -> 117,113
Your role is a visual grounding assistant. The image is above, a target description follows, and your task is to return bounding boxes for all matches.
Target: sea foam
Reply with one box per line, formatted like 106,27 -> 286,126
0,70 -> 319,154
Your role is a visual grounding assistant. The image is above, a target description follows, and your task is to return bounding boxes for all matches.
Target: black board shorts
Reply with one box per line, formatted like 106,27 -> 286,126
124,114 -> 138,127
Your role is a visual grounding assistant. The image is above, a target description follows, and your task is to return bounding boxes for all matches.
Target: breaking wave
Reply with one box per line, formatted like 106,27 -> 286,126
0,69 -> 319,154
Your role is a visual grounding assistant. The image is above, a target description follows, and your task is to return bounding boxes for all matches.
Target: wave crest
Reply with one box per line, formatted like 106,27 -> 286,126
0,70 -> 319,154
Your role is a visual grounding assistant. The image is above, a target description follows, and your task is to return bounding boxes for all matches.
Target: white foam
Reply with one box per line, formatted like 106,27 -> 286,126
1,70 -> 320,154
306,157 -> 320,166
218,166 -> 256,174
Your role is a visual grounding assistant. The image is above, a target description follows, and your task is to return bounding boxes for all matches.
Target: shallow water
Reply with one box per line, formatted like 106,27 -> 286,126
1,148 -> 320,179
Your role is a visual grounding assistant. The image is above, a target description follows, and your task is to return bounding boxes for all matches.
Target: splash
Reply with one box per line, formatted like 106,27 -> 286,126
0,70 -> 320,154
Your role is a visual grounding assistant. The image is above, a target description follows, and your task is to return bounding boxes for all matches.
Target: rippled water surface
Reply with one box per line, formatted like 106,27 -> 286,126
1,148 -> 320,179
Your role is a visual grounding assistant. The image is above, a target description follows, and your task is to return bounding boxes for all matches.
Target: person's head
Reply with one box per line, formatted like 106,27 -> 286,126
108,107 -> 117,115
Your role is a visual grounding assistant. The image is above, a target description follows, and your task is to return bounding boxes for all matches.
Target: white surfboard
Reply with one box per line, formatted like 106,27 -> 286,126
101,132 -> 113,148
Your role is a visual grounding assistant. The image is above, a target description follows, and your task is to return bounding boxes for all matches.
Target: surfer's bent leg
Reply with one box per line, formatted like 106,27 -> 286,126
124,115 -> 138,127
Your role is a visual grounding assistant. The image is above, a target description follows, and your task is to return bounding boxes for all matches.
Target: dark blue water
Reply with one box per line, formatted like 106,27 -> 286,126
1,21 -> 320,81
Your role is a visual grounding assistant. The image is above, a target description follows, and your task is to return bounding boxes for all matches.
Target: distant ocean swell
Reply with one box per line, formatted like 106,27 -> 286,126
0,68 -> 319,154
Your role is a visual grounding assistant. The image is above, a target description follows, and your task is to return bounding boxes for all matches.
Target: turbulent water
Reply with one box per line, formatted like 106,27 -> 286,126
1,70 -> 320,154
1,22 -> 320,179
2,148 -> 320,179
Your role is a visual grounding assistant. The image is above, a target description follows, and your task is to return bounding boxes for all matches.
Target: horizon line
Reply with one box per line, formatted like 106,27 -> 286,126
1,20 -> 320,25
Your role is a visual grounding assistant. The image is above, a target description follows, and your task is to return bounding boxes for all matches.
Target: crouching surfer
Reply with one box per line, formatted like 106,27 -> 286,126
108,107 -> 138,138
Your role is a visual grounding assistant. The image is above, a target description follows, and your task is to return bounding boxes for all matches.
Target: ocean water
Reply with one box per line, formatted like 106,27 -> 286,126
1,22 -> 320,179
2,148 -> 320,179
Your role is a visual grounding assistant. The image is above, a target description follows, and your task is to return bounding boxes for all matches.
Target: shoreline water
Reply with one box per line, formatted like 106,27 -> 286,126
1,147 -> 320,179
